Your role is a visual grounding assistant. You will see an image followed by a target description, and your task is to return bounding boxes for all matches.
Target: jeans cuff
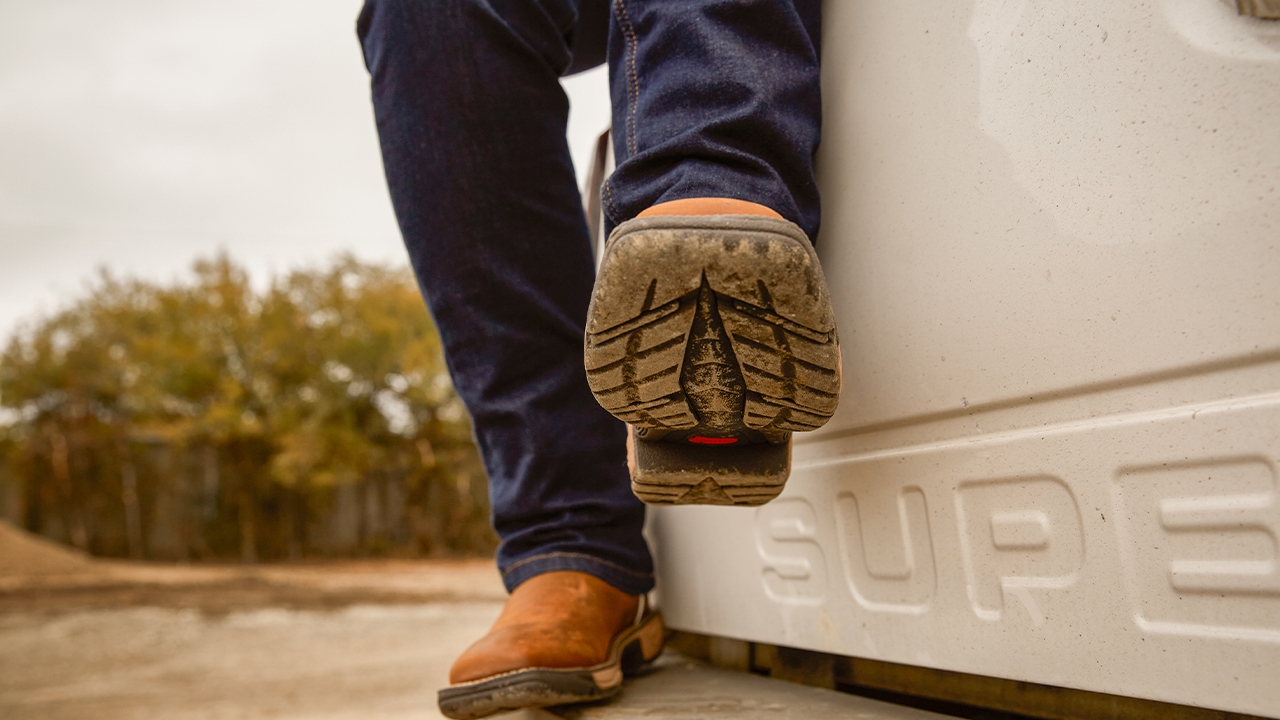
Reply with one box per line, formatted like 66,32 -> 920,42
500,551 -> 655,596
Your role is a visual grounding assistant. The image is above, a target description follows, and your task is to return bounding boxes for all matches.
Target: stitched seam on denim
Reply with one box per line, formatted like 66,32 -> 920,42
502,551 -> 652,580
613,0 -> 639,157
602,177 -> 619,220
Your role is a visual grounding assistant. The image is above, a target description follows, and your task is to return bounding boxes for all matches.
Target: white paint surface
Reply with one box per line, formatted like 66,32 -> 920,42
651,0 -> 1280,715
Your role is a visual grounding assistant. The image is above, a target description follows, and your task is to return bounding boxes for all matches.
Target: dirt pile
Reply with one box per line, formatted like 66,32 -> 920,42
0,521 -> 100,579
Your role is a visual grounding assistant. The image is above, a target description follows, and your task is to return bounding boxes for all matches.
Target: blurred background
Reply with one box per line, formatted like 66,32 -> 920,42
0,0 -> 612,563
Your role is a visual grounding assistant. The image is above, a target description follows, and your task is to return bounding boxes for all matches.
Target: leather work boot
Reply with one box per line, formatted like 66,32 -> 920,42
437,571 -> 664,720
585,198 -> 841,507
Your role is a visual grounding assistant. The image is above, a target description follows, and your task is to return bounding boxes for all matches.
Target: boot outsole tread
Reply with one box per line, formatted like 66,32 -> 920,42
585,215 -> 840,506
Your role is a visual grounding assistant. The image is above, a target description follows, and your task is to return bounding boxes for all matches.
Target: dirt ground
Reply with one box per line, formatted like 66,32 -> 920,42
0,521 -> 511,720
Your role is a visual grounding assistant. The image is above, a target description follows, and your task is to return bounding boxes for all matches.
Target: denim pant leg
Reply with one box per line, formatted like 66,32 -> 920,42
604,0 -> 824,240
357,0 -> 654,596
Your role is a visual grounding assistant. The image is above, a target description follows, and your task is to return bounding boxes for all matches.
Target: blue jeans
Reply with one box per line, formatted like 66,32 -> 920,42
357,0 -> 821,596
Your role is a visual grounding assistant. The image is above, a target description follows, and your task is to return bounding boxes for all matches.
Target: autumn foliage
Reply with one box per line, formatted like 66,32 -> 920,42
0,255 -> 495,561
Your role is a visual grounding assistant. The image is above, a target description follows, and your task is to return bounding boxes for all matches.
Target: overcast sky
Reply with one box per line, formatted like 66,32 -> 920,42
0,0 -> 610,342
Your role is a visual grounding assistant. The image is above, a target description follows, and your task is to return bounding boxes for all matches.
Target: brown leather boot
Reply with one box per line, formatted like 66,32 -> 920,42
585,197 -> 842,506
437,571 -> 664,720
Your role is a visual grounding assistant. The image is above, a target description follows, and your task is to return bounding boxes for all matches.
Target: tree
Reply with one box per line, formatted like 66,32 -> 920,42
0,254 -> 493,560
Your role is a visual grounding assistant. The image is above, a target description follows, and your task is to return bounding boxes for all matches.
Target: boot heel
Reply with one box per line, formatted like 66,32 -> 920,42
630,437 -> 789,506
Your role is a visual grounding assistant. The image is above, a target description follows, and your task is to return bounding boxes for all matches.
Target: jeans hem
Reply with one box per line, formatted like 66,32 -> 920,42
501,551 -> 655,596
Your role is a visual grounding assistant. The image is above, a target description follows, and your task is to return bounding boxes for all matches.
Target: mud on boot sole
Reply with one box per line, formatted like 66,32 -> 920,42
585,214 -> 840,504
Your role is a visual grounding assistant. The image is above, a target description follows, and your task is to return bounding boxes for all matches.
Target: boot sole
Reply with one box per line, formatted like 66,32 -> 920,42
585,215 -> 840,505
437,611 -> 664,720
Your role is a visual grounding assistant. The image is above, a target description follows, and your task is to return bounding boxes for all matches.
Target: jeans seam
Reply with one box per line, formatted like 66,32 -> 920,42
502,551 -> 653,580
612,0 -> 639,157
602,177 -> 619,221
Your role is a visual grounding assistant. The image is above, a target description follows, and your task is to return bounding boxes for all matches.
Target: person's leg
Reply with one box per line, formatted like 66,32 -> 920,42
358,2 -> 662,717
357,0 -> 652,596
604,0 -> 823,238
585,0 -> 839,506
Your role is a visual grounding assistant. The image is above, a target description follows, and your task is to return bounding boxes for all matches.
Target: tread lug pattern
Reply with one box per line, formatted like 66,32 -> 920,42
584,217 -> 841,505
587,285 -> 839,434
